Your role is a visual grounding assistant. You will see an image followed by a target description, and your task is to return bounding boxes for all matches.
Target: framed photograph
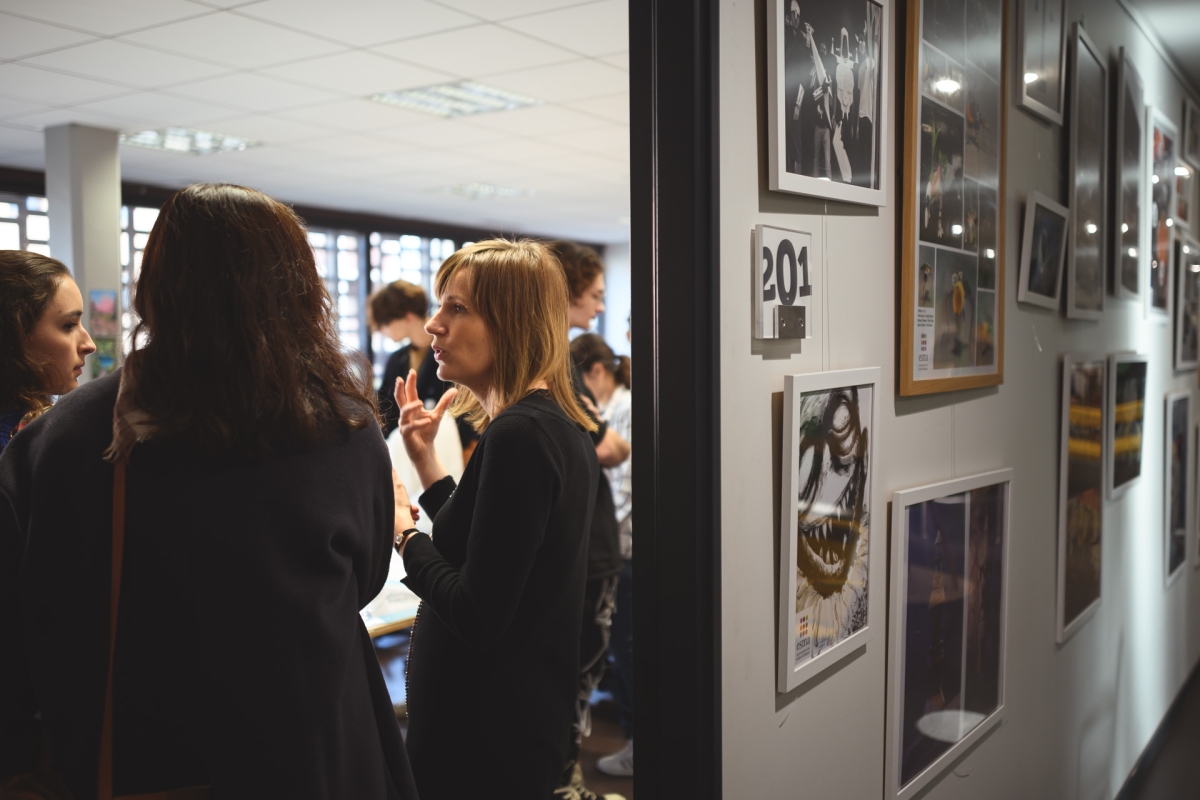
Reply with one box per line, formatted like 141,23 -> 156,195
1106,352 -> 1148,500
1016,0 -> 1067,125
778,367 -> 880,692
767,0 -> 890,206
755,224 -> 816,339
1065,24 -> 1106,320
1111,50 -> 1144,302
1176,162 -> 1193,231
1056,355 -> 1105,643
1175,236 -> 1200,370
1184,96 -> 1200,169
886,469 -> 1011,800
1165,391 -> 1190,584
1017,191 -> 1070,310
1149,109 -> 1178,318
900,0 -> 1005,395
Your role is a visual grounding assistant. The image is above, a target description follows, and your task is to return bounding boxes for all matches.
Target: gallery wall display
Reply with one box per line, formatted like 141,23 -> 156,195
1107,352 -> 1148,500
1057,355 -> 1105,643
766,0 -> 890,206
900,0 -> 1004,395
886,469 -> 1011,800
1175,237 -> 1200,371
755,224 -> 816,339
1148,109 -> 1178,319
1065,24 -> 1107,320
1176,163 -> 1193,232
1184,96 -> 1200,169
1017,191 -> 1069,310
1164,391 -> 1190,583
1016,0 -> 1067,125
777,367 -> 880,693
1111,50 -> 1144,302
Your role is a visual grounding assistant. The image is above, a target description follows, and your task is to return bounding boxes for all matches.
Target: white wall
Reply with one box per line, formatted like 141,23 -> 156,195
718,0 -> 1200,797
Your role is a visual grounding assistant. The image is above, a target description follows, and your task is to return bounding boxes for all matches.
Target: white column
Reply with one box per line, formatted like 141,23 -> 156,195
44,124 -> 122,382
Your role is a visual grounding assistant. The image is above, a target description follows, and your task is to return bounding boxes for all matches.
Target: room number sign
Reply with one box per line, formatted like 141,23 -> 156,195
755,224 -> 813,339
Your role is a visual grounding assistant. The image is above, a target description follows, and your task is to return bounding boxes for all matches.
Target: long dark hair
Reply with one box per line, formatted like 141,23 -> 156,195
0,251 -> 71,415
569,332 -> 630,389
129,183 -> 377,458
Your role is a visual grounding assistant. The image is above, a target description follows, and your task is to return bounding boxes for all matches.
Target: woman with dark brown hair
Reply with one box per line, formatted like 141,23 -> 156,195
0,184 -> 418,799
0,251 -> 96,454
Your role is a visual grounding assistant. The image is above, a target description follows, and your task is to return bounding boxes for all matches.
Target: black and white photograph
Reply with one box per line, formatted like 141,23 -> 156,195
887,470 -> 1010,800
1017,192 -> 1070,310
768,0 -> 889,206
1017,0 -> 1067,125
921,100 -> 965,249
1177,237 -> 1200,371
1066,24 -> 1107,320
1185,96 -> 1200,170
1112,50 -> 1144,301
1107,353 -> 1148,499
964,62 -> 1001,188
778,368 -> 881,693
1165,392 -> 1190,583
1149,109 -> 1178,318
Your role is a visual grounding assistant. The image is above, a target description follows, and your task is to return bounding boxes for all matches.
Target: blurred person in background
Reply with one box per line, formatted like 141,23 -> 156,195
550,240 -> 629,800
570,333 -> 634,778
0,251 -> 96,455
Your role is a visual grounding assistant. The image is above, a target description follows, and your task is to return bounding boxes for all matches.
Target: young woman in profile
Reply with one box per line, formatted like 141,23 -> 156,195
0,251 -> 96,455
0,184 -> 418,799
391,239 -> 600,800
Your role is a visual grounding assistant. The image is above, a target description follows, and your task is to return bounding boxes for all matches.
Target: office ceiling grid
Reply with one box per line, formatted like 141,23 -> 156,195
0,0 -> 630,241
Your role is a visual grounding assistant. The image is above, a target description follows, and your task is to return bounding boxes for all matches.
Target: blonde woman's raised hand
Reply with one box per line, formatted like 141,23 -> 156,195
395,369 -> 455,490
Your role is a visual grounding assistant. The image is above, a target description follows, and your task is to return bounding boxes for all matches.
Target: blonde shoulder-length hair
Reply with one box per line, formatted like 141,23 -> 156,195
435,238 -> 598,435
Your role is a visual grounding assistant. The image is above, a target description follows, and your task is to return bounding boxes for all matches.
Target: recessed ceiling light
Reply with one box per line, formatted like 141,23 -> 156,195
119,127 -> 259,156
371,81 -> 540,118
442,182 -> 534,200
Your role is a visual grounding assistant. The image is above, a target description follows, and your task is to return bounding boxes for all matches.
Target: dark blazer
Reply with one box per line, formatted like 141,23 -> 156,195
0,371 -> 418,800
401,392 -> 597,800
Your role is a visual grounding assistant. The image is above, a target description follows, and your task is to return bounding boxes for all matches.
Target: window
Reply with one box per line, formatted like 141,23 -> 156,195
0,192 -> 52,256
308,229 -> 370,356
119,204 -> 160,353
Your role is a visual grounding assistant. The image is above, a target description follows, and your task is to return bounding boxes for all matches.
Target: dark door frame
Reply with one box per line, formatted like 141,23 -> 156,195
630,1 -> 722,798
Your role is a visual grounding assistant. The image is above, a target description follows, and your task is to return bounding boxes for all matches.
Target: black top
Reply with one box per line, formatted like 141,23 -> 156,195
0,371 -> 417,800
573,363 -> 622,580
401,392 -> 597,800
378,344 -> 479,447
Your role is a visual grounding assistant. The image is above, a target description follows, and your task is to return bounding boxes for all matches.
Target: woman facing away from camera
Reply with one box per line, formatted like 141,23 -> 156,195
0,251 -> 96,455
0,184 -> 418,800
391,239 -> 600,800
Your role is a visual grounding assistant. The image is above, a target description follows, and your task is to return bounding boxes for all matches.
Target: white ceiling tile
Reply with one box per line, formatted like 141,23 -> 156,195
1,0 -> 209,37
195,113 -> 335,143
293,133 -> 406,159
433,0 -> 594,22
372,23 -> 575,79
464,103 -> 612,135
376,120 -> 511,148
167,73 -> 342,112
0,97 -> 55,122
238,0 -> 476,48
4,107 -> 139,133
466,137 -> 582,164
539,123 -> 627,154
279,98 -> 432,132
0,64 -> 131,106
0,13 -> 97,60
74,92 -> 240,128
0,124 -> 48,153
120,12 -> 345,70
564,92 -> 627,123
262,50 -> 450,97
487,59 -> 626,103
23,39 -> 231,89
600,52 -> 628,70
502,0 -> 626,57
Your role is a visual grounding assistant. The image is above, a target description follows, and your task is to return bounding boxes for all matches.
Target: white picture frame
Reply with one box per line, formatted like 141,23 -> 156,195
1175,236 -> 1200,371
1164,391 -> 1191,584
1064,23 -> 1107,320
754,224 -> 816,339
1016,0 -> 1067,125
777,367 -> 880,693
1017,191 -> 1070,310
1111,50 -> 1144,303
1106,352 -> 1148,500
1056,354 -> 1106,643
767,0 -> 890,206
886,469 -> 1012,800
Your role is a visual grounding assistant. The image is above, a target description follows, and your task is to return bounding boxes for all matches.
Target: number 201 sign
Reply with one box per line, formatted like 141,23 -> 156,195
755,224 -> 813,339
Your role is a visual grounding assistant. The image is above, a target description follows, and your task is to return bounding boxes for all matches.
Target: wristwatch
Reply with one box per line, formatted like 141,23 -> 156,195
394,527 -> 420,552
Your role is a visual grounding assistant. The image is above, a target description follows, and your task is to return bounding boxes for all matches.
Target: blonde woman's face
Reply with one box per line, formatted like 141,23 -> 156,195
427,272 -> 493,395
24,276 -> 96,395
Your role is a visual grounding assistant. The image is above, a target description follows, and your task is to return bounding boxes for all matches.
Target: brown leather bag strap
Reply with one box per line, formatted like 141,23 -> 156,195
98,459 -> 127,800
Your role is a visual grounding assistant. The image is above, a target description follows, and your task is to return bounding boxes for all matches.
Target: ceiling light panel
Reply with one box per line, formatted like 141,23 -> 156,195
370,81 -> 540,118
443,182 -> 534,200
119,127 -> 260,155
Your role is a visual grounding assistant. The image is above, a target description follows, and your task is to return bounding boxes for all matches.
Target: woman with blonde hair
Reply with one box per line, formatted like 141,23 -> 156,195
392,239 -> 599,799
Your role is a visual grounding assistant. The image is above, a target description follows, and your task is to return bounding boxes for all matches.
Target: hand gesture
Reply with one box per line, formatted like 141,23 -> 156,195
396,370 -> 457,485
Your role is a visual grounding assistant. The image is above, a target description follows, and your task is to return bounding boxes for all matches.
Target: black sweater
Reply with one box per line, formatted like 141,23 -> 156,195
0,371 -> 417,800
401,392 -> 597,800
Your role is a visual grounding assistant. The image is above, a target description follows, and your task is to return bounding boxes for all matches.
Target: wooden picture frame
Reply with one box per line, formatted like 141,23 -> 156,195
1148,108 -> 1178,321
1017,191 -> 1070,310
767,0 -> 891,206
1106,352 -> 1148,500
886,469 -> 1011,799
1065,24 -> 1107,320
900,0 -> 1006,395
1056,354 -> 1105,643
1165,391 -> 1191,584
1016,0 -> 1067,125
777,367 -> 881,692
1174,236 -> 1200,371
1111,49 -> 1144,302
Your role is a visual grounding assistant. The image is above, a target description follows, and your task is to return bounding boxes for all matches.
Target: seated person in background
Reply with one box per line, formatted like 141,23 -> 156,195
371,278 -> 478,461
0,183 -> 418,800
